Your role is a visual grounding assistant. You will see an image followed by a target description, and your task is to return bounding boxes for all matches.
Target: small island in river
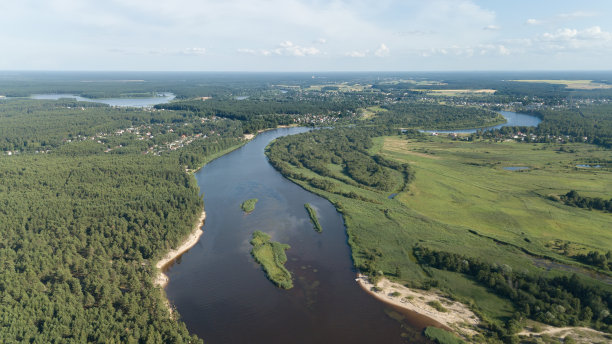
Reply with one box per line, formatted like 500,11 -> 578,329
250,231 -> 293,289
241,198 -> 258,213
304,203 -> 322,232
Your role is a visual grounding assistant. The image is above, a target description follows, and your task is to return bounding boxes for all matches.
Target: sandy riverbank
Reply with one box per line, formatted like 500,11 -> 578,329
356,274 -> 481,338
519,324 -> 611,343
154,210 -> 206,288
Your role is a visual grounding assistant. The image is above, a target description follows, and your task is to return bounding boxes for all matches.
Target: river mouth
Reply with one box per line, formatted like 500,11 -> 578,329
164,127 -> 434,344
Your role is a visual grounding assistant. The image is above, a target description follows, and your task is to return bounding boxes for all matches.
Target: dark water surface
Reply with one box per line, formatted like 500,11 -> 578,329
165,127 -> 433,344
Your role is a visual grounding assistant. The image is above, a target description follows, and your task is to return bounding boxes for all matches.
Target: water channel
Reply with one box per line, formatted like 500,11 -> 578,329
30,93 -> 175,107
164,111 -> 543,343
424,110 -> 542,134
165,128 -> 434,344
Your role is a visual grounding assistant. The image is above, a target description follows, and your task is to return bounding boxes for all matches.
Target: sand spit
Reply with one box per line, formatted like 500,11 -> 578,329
155,210 -> 206,288
356,274 -> 481,338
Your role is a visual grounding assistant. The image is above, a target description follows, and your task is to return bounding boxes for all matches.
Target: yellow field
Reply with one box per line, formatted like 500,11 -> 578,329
416,89 -> 497,96
512,80 -> 612,90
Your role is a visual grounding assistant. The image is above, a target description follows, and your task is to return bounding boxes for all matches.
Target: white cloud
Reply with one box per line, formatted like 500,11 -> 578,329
375,43 -> 390,57
483,25 -> 500,31
238,41 -> 321,57
181,47 -> 207,56
345,50 -> 369,58
557,11 -> 597,20
526,18 -> 541,25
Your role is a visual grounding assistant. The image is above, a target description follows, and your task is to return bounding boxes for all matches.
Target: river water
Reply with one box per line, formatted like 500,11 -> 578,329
30,93 -> 175,107
424,110 -> 542,134
164,127 -> 435,344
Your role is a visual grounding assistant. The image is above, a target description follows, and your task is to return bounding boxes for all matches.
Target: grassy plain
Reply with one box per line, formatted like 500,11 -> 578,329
414,89 -> 497,96
250,231 -> 293,289
268,134 -> 612,325
358,106 -> 388,120
380,136 -> 612,259
512,79 -> 612,90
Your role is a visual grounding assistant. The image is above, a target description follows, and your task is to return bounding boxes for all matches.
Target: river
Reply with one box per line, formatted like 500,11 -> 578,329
30,93 -> 175,107
164,127 -> 435,344
423,110 -> 542,134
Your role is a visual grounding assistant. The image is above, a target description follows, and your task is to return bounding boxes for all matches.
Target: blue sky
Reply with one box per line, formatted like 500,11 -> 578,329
2,0 -> 612,71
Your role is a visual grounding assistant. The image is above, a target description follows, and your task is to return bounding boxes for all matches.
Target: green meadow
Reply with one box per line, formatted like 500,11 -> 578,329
267,133 -> 612,326
380,136 -> 612,259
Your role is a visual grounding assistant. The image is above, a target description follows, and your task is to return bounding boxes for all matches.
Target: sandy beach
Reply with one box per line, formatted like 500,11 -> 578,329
356,274 -> 481,338
154,210 -> 206,288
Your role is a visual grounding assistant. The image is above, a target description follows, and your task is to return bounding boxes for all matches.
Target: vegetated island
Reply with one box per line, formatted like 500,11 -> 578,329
250,231 -> 293,289
241,198 -> 258,213
304,203 -> 322,232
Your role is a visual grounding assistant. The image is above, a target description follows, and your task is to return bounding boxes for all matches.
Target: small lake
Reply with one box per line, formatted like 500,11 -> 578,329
424,111 -> 542,134
503,166 -> 529,171
576,164 -> 602,168
30,93 -> 175,107
164,127 -> 435,344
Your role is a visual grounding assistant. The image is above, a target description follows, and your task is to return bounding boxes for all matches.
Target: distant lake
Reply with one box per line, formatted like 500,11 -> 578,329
424,111 -> 542,134
30,93 -> 175,107
234,95 -> 250,100
576,164 -> 602,168
503,166 -> 530,171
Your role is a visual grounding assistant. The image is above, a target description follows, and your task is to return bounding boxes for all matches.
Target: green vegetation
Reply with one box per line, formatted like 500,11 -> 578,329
415,246 -> 612,329
267,127 -> 612,339
0,97 -> 247,342
304,203 -> 322,232
558,190 -> 612,213
424,327 -> 465,344
427,300 -> 448,313
241,198 -> 258,213
250,231 -> 293,289
369,103 -> 505,130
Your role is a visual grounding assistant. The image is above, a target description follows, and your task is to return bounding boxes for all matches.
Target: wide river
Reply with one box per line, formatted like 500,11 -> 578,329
165,111 -> 541,343
165,127 -> 435,343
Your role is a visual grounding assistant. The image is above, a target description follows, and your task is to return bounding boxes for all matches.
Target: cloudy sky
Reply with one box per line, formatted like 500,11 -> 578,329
1,0 -> 612,71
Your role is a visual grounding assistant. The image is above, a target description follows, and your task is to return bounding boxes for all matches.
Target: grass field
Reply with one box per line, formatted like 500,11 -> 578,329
358,106 -> 388,120
267,134 -> 612,326
511,79 -> 612,90
380,136 -> 612,258
250,231 -> 293,289
414,89 -> 497,96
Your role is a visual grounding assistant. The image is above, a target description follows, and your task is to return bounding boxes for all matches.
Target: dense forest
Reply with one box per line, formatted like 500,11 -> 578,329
476,104 -> 612,148
2,71 -> 612,343
266,126 -> 412,194
0,97 -> 248,342
414,246 -> 612,332
369,103 -> 504,130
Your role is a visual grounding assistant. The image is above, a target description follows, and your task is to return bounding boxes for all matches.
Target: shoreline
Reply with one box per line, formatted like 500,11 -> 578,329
356,274 -> 480,338
154,210 -> 206,288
